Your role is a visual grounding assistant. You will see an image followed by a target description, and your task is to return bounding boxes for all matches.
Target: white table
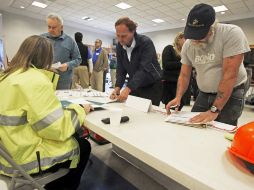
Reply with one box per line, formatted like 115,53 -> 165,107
84,103 -> 254,190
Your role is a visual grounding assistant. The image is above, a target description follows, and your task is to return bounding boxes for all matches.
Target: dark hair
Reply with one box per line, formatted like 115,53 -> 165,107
75,32 -> 83,43
115,17 -> 137,32
1,35 -> 53,81
95,39 -> 102,45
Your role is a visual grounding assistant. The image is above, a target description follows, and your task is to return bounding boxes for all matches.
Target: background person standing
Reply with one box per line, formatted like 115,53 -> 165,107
72,32 -> 93,89
90,39 -> 108,92
41,13 -> 81,89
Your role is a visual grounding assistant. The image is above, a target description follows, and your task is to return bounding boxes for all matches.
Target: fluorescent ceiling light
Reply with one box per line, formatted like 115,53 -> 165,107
181,18 -> 185,21
115,2 -> 132,9
213,5 -> 228,12
82,16 -> 94,21
152,19 -> 165,23
20,6 -> 25,9
32,1 -> 48,8
221,11 -> 225,15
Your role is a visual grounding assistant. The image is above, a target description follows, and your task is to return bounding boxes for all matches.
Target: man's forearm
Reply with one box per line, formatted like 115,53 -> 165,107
114,87 -> 121,94
213,78 -> 236,111
176,73 -> 190,100
68,58 -> 81,70
213,54 -> 243,111
88,58 -> 93,73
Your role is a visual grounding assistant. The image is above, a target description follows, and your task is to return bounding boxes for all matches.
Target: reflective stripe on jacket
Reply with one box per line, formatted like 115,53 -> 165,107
0,68 -> 85,176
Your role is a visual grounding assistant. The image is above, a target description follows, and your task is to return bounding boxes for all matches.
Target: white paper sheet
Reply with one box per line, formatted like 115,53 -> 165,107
51,62 -> 61,69
125,95 -> 152,113
55,90 -> 109,98
165,112 -> 206,128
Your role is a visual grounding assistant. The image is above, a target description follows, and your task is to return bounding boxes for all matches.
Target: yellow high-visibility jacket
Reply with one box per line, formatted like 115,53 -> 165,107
0,68 -> 85,176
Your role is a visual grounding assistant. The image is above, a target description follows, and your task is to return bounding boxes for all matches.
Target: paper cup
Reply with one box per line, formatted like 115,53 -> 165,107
109,108 -> 123,127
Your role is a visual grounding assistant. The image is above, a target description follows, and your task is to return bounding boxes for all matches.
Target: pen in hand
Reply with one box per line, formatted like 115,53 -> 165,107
169,105 -> 180,111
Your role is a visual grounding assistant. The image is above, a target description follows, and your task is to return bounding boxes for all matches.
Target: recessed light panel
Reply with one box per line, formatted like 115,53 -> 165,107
213,5 -> 228,12
32,1 -> 48,8
115,2 -> 132,10
152,19 -> 165,23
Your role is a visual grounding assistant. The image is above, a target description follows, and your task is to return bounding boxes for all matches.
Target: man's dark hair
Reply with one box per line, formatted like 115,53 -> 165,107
75,32 -> 83,43
115,17 -> 137,32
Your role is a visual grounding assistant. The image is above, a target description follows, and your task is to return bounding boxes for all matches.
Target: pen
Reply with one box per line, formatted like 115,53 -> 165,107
170,105 -> 180,110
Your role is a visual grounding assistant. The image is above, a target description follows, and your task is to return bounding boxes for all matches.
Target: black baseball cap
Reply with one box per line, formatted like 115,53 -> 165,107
184,3 -> 215,40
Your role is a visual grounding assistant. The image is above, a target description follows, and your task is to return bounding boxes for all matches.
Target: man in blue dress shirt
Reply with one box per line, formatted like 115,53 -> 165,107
41,13 -> 81,89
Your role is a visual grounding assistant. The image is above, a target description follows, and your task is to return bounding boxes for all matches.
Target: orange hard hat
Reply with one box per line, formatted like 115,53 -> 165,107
228,121 -> 254,164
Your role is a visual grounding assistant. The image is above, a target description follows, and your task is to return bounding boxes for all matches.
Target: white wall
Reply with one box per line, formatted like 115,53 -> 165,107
226,18 -> 254,44
144,28 -> 183,55
0,11 -> 114,59
144,17 -> 254,54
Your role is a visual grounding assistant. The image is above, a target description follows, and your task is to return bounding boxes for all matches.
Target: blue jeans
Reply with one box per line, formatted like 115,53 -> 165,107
191,84 -> 245,126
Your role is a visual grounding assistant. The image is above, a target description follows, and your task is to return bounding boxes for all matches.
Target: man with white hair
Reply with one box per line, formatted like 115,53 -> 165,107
166,3 -> 250,125
41,13 -> 81,89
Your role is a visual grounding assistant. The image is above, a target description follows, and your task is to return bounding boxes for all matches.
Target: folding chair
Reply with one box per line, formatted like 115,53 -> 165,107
0,141 -> 69,190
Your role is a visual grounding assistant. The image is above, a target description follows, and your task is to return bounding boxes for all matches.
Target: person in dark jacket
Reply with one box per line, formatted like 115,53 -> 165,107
161,32 -> 191,109
110,17 -> 162,106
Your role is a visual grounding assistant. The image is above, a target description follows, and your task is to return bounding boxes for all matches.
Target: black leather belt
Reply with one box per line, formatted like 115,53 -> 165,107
201,83 -> 245,95
233,83 -> 245,90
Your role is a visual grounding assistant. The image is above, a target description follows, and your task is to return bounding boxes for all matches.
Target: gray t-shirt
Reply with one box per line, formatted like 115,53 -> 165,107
181,23 -> 250,93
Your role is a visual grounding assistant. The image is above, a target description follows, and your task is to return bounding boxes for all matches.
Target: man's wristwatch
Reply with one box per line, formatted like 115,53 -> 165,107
210,106 -> 221,114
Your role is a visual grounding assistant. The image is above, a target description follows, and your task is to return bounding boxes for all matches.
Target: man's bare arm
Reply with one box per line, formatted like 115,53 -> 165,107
213,54 -> 244,110
176,64 -> 192,99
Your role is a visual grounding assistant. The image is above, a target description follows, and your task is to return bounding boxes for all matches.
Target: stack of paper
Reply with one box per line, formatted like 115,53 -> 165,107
55,90 -> 109,98
165,112 -> 207,128
165,111 -> 237,132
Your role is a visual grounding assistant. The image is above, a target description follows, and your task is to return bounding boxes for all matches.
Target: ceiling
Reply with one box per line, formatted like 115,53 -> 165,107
0,0 -> 254,35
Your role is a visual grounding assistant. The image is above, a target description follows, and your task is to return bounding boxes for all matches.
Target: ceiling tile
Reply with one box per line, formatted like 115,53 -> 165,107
1,0 -> 254,34
168,2 -> 185,9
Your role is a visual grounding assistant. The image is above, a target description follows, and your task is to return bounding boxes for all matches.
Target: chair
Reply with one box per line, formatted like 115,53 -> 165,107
0,141 -> 69,190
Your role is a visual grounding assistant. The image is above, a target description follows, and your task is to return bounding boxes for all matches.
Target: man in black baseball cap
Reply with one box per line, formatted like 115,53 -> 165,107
184,3 -> 215,40
166,3 -> 250,126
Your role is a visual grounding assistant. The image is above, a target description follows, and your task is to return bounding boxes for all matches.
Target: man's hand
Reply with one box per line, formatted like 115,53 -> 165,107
110,87 -> 120,100
117,87 -> 131,102
166,98 -> 181,114
82,104 -> 93,114
189,111 -> 219,123
48,67 -> 59,73
58,63 -> 68,72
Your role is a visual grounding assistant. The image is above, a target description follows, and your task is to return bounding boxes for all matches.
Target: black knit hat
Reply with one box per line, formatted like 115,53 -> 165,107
184,3 -> 215,40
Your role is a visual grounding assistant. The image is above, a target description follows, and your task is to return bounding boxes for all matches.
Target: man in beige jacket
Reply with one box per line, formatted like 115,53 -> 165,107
90,39 -> 108,91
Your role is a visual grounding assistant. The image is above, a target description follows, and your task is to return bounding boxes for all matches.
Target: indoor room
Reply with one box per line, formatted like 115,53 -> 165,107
0,0 -> 254,190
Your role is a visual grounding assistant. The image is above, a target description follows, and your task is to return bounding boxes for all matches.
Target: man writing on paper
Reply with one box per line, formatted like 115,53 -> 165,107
41,13 -> 81,89
166,3 -> 250,126
110,17 -> 162,106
